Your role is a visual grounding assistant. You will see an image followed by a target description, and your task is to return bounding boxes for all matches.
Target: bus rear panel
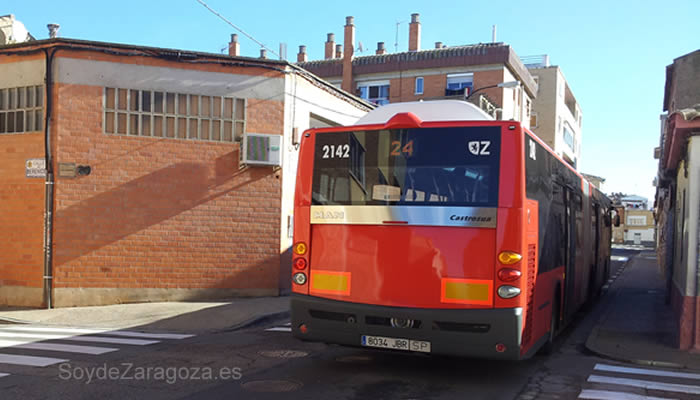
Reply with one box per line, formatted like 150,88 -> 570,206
290,124 -> 533,359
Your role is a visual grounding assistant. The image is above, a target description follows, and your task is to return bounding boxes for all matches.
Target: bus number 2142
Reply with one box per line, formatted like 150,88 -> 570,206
322,144 -> 350,159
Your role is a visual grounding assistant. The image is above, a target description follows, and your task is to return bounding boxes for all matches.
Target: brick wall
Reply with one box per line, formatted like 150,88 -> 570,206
386,70 -> 505,105
473,69 -> 505,106
0,133 -> 45,306
51,82 -> 284,306
390,74 -> 447,102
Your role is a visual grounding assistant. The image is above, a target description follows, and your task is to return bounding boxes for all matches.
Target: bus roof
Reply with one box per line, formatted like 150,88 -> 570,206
354,100 -> 494,126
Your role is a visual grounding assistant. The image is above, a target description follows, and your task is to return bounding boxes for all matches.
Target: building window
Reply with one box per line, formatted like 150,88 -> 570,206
445,73 -> 473,96
104,88 -> 245,141
563,122 -> 574,151
357,81 -> 390,105
0,85 -> 44,134
530,112 -> 538,129
415,77 -> 424,95
526,98 -> 531,118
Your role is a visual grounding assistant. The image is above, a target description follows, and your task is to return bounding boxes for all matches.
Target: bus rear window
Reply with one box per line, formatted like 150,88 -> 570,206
311,127 -> 500,207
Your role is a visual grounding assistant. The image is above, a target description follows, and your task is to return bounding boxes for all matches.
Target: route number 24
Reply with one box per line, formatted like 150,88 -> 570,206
391,140 -> 414,157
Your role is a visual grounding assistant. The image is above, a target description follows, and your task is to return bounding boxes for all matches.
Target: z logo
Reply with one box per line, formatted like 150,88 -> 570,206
468,141 -> 491,156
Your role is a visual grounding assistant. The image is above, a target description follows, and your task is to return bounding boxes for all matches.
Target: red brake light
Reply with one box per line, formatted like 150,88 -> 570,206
293,258 -> 307,270
498,268 -> 521,282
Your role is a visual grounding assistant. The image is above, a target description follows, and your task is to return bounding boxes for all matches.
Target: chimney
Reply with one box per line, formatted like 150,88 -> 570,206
341,16 -> 355,93
435,42 -> 443,49
297,45 -> 308,62
376,42 -> 386,55
47,23 -> 60,39
492,25 -> 497,43
408,13 -> 420,52
324,33 -> 335,59
259,48 -> 267,59
228,34 -> 240,57
335,44 -> 343,59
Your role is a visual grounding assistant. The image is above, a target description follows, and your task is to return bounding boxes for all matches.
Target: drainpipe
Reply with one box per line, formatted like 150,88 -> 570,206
42,48 -> 56,309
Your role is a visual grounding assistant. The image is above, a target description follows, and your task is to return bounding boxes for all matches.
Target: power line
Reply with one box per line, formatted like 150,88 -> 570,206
195,0 -> 279,58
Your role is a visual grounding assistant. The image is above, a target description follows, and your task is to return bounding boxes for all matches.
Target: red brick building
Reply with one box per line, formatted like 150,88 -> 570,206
296,14 -> 537,127
0,38 -> 370,307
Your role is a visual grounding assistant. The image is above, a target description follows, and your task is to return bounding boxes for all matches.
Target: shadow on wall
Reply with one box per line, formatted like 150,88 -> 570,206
53,150 -> 274,266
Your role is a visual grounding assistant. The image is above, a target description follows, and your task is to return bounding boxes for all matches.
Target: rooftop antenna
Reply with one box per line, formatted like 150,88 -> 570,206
394,20 -> 405,52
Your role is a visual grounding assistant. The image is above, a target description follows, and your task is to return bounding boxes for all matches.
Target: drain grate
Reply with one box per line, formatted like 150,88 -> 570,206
241,379 -> 302,392
258,349 -> 308,359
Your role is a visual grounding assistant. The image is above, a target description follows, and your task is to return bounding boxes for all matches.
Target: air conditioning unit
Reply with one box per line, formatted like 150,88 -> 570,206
242,133 -> 282,167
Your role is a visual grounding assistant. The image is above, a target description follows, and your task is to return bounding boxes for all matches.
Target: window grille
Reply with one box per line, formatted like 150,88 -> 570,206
103,88 -> 245,142
0,85 -> 44,134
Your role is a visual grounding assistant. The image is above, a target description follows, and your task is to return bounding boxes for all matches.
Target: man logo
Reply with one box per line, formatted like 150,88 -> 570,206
468,141 -> 491,156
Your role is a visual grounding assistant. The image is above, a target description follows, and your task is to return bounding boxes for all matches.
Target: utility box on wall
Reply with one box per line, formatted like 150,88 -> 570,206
242,133 -> 282,167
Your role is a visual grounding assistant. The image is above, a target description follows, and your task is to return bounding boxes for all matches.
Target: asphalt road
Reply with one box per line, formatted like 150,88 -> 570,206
0,248 -> 652,400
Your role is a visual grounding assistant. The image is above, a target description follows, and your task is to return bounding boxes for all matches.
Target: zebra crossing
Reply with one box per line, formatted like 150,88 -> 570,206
0,324 -> 194,378
578,363 -> 700,399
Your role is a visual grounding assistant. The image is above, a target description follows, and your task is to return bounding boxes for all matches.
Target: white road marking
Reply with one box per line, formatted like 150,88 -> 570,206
588,374 -> 700,395
0,326 -> 194,340
92,331 -> 194,340
594,363 -> 700,380
579,389 -> 674,400
0,340 -> 117,355
283,322 -> 291,327
0,331 -> 158,346
0,372 -> 8,378
0,326 -> 105,334
611,256 -> 629,262
0,353 -> 68,367
265,327 -> 292,332
58,336 -> 160,346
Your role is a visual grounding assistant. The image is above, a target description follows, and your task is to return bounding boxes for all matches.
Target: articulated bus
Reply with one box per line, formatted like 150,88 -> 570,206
290,100 -> 612,360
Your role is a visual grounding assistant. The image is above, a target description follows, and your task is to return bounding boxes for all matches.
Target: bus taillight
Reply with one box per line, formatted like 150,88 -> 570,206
498,251 -> 522,265
293,258 -> 307,270
497,285 -> 521,299
498,268 -> 522,282
293,272 -> 307,285
293,242 -> 308,255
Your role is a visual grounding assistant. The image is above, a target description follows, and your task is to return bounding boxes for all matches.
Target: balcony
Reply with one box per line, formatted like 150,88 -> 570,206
444,87 -> 470,97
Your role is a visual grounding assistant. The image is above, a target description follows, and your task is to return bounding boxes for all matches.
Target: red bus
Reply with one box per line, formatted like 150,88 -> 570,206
290,100 -> 612,360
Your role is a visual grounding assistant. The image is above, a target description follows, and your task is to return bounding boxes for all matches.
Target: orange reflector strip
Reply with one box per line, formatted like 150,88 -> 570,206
441,278 -> 493,306
310,270 -> 351,296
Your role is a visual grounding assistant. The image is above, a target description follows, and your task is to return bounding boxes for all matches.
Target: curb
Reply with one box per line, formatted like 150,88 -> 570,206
0,316 -> 32,325
584,329 -> 687,370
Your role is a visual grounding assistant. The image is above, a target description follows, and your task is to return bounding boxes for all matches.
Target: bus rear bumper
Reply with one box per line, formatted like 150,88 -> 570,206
290,294 -> 526,360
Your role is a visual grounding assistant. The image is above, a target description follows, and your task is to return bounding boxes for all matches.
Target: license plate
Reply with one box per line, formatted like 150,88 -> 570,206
361,335 -> 431,353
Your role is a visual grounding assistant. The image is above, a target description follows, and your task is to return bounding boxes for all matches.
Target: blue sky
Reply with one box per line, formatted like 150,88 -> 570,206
5,0 -> 699,203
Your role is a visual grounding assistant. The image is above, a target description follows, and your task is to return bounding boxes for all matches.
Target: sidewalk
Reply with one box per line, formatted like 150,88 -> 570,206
586,249 -> 700,370
0,295 -> 290,334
